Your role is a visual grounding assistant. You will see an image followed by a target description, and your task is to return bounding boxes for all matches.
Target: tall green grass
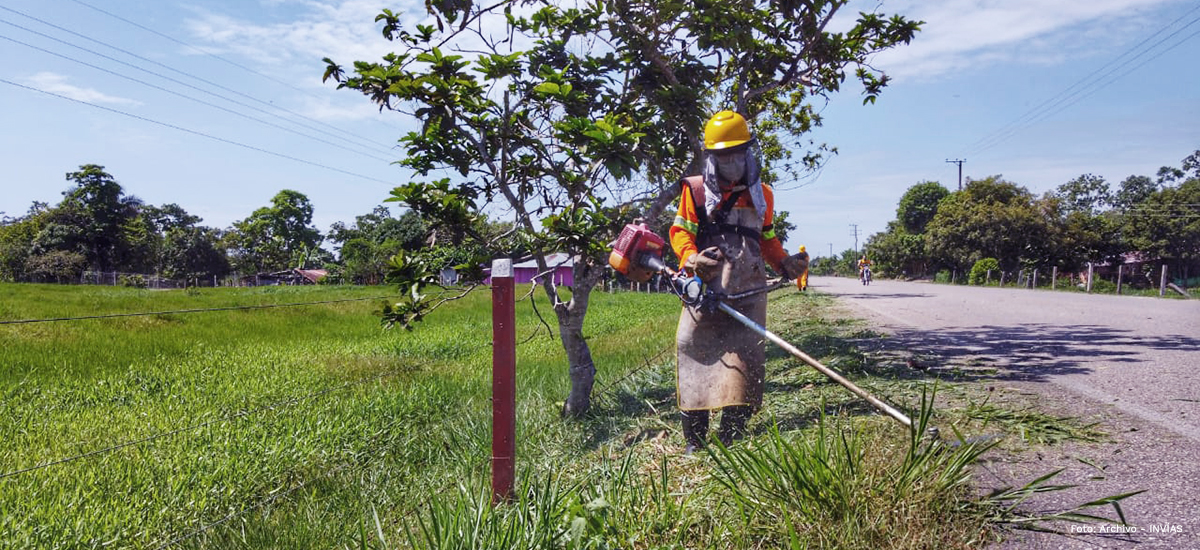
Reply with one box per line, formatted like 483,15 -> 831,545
1,284 -> 1136,549
0,283 -> 679,549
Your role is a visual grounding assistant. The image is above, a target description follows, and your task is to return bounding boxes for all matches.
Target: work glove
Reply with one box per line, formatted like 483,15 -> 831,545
780,253 -> 808,281
685,246 -> 724,283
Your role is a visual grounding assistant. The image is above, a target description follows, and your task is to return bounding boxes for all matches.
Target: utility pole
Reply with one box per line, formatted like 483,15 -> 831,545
849,224 -> 860,256
946,159 -> 965,191
828,243 -> 833,258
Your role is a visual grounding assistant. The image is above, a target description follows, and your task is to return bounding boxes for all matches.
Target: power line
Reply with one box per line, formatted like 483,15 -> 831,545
0,27 -> 394,163
0,294 -> 392,325
970,18 -> 1200,156
0,3 -> 398,154
0,77 -> 396,186
961,5 -> 1200,157
64,0 -> 404,135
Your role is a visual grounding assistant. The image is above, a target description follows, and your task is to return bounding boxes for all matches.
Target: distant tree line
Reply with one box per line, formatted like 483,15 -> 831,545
0,164 -> 508,286
841,149 -> 1200,285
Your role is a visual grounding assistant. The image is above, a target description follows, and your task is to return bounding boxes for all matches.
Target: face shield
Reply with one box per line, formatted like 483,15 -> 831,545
715,151 -> 747,183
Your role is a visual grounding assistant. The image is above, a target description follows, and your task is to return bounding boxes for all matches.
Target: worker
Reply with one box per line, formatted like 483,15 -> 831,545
669,110 -> 806,453
794,245 -> 810,291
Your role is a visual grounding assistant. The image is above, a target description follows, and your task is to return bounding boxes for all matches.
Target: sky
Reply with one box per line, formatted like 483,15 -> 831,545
1,0 -> 1197,260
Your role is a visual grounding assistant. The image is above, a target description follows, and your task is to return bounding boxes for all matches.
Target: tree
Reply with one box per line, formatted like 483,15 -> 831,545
225,190 -> 322,274
160,227 -> 230,284
323,0 -> 921,417
773,210 -> 796,248
328,207 -> 428,253
924,176 -> 1049,272
0,209 -> 46,282
896,181 -> 949,234
1112,175 -> 1158,211
1124,177 -> 1200,271
865,221 -> 926,277
60,164 -> 143,271
24,250 -> 87,283
1052,173 -> 1110,216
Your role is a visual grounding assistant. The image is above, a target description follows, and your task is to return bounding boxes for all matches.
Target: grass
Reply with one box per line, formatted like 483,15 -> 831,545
0,283 -> 1136,549
0,282 -> 678,549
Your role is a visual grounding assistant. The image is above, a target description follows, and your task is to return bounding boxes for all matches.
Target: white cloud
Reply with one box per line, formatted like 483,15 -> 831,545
855,0 -> 1186,81
20,72 -> 142,106
184,1 -> 425,69
298,95 -> 394,121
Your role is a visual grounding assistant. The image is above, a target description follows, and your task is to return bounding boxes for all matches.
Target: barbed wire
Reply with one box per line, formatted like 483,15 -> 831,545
0,366 -> 410,480
150,406 -> 422,550
0,295 -> 393,325
349,342 -> 676,547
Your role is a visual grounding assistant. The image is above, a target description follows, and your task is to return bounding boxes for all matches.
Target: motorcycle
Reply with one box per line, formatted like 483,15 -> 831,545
861,266 -> 872,285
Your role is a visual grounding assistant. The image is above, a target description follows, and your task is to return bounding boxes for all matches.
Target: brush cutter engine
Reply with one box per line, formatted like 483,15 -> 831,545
608,222 -> 667,283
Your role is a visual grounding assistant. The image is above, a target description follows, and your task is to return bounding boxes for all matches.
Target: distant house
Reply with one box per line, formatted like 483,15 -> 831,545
484,253 -> 574,286
240,268 -> 328,286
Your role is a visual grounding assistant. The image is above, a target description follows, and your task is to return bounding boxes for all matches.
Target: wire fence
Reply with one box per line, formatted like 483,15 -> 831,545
935,262 -> 1198,297
0,367 -> 407,481
0,295 -> 393,325
3,281 -> 683,547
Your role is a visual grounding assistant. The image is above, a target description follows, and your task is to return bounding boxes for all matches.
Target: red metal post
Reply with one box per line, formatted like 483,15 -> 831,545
490,259 -> 516,503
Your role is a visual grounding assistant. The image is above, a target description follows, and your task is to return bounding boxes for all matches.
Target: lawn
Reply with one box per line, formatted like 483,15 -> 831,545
0,283 -> 678,549
1,282 -> 1123,549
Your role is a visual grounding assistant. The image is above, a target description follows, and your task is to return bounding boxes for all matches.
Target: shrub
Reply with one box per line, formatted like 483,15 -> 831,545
1090,278 -> 1117,294
119,274 -> 148,288
968,258 -> 999,285
934,270 -> 951,283
24,250 -> 87,283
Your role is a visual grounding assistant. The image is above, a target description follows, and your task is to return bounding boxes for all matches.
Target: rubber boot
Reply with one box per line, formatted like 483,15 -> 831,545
717,405 -> 753,446
681,410 -> 710,455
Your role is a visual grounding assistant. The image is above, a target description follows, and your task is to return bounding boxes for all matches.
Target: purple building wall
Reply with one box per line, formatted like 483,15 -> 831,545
485,253 -> 573,286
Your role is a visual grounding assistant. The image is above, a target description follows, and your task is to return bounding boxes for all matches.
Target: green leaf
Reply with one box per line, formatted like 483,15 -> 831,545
534,82 -> 561,95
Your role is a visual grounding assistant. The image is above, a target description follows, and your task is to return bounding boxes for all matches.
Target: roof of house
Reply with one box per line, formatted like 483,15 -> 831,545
296,269 -> 327,283
512,253 -> 573,269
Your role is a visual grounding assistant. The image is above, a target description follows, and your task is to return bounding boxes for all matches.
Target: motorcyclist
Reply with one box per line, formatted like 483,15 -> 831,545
669,110 -> 807,453
857,255 -> 872,282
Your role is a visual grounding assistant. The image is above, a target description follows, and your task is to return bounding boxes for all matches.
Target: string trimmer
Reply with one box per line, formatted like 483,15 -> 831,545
609,221 -> 914,429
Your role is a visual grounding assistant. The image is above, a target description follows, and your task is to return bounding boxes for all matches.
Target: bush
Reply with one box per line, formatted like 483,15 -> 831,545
968,258 -> 999,285
119,274 -> 148,288
1090,278 -> 1117,294
24,250 -> 86,283
934,270 -> 951,283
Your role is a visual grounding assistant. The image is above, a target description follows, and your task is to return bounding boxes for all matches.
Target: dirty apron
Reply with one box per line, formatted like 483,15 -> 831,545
676,202 -> 768,411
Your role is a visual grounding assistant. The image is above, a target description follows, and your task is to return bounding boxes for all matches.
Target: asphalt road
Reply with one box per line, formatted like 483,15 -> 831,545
809,275 -> 1200,549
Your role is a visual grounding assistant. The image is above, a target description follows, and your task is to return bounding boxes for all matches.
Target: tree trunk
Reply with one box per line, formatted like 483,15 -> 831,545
553,260 -> 606,418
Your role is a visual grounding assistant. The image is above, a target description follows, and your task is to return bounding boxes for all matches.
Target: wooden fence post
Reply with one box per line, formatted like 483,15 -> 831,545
490,259 -> 516,504
986,270 -> 991,285
1086,263 -> 1094,293
1117,265 -> 1123,295
1051,266 -> 1058,290
1160,265 -> 1168,297
1033,269 -> 1038,289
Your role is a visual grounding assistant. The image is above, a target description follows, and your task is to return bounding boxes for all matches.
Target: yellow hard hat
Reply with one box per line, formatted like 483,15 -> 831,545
704,110 -> 751,151
798,245 -> 806,253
